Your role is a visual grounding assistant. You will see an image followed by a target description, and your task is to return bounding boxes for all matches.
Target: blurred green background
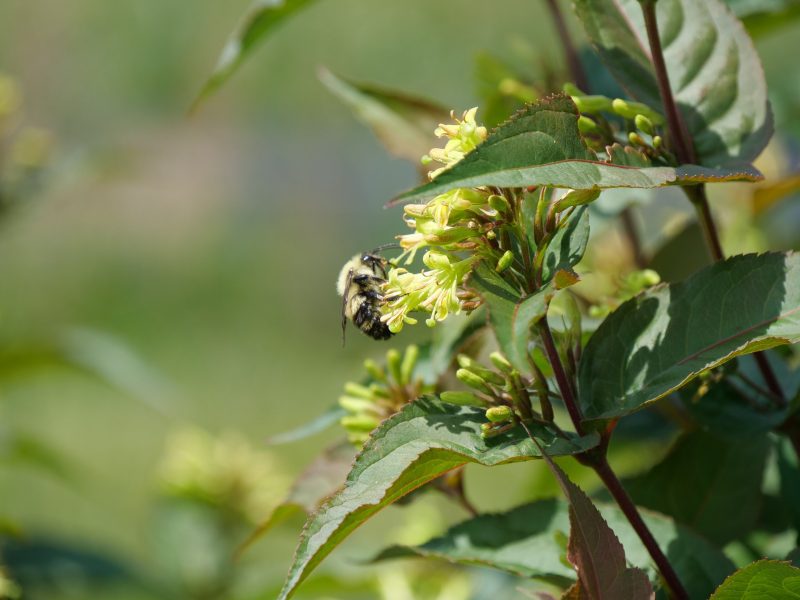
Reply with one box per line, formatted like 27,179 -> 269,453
0,1 -> 799,598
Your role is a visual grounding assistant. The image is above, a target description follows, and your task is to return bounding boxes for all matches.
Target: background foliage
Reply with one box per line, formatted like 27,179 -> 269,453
1,0 -> 800,598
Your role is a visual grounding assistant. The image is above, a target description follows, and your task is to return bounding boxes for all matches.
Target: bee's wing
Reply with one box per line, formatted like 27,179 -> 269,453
341,268 -> 354,346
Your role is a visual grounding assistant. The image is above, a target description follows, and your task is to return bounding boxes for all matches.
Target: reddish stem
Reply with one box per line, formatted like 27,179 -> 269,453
592,456 -> 689,599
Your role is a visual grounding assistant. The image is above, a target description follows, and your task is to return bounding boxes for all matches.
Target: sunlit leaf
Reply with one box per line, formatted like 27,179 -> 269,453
572,0 -> 773,168
374,498 -> 733,598
319,67 -> 448,165
392,95 -> 762,206
194,0 -> 317,108
578,253 -> 800,420
277,397 -> 600,600
709,560 -> 800,599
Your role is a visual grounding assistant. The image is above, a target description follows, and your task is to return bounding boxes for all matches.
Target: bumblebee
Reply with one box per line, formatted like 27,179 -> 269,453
337,251 -> 394,342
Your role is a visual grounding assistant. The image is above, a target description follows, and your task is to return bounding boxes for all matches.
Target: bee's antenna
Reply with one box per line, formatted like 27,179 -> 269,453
369,242 -> 401,255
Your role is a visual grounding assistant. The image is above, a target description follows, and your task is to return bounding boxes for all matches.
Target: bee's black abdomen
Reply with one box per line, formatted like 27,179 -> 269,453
354,300 -> 393,340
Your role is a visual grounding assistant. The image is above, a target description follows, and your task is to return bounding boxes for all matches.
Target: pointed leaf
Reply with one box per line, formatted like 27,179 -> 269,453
266,405 -> 346,445
277,397 -> 599,599
578,252 -> 800,420
710,560 -> 800,599
194,0 -> 317,107
319,68 -> 448,164
392,95 -> 762,206
238,442 -> 356,555
572,0 -> 772,168
542,206 -> 591,284
468,262 -> 551,373
373,498 -> 733,598
541,452 -> 653,600
624,431 -> 770,544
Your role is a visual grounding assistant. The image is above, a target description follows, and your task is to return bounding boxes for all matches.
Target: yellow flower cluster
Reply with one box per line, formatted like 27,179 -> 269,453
158,427 -> 289,523
380,109 -> 491,333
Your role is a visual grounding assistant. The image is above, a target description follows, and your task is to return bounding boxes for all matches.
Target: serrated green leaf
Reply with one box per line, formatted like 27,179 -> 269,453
623,430 -> 769,544
710,560 -> 800,599
572,0 -> 772,168
468,262 -> 551,373
193,0 -> 317,108
319,67 -> 448,165
541,452 -> 653,600
277,397 -> 600,600
373,498 -> 733,598
578,252 -> 800,420
391,96 -> 762,206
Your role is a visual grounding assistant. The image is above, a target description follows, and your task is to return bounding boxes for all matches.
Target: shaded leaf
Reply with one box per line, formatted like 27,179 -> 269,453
373,498 -> 733,598
709,559 -> 800,599
319,67 -> 448,165
423,310 -> 487,382
680,375 -> 788,439
469,262 -> 551,373
277,397 -> 600,599
194,0 -> 317,108
624,430 -> 769,545
572,0 -> 772,168
392,95 -> 762,206
542,207 -> 591,284
578,252 -> 800,420
238,441 -> 356,555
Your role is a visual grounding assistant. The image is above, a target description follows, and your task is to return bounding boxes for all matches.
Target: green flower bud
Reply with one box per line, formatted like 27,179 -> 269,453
577,115 -> 600,135
562,82 -> 586,97
338,395 -> 378,414
363,358 -> 386,382
485,405 -> 514,423
628,131 -> 646,147
612,98 -> 664,125
347,431 -> 370,445
400,344 -> 419,385
572,94 -> 614,114
488,194 -> 511,215
457,355 -> 505,386
368,383 -> 391,399
386,348 -> 403,384
344,382 -> 374,400
652,135 -> 663,149
489,352 -> 514,375
496,250 -> 514,273
634,114 -> 655,136
456,368 -> 493,394
340,414 -> 380,432
440,390 -> 486,406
